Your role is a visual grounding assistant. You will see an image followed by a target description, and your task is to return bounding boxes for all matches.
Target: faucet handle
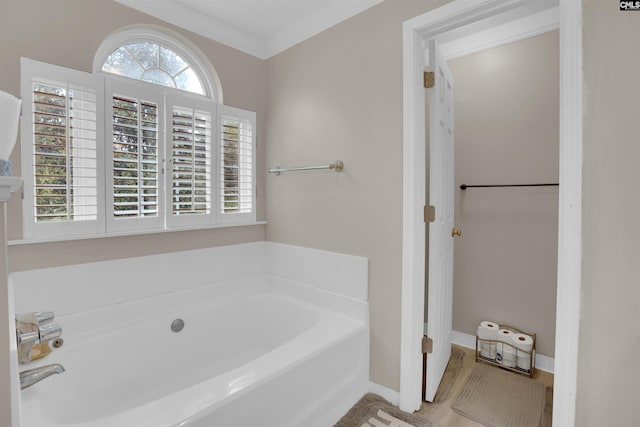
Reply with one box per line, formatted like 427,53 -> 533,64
17,331 -> 39,346
16,311 -> 54,327
17,331 -> 40,365
38,324 -> 62,342
16,312 -> 61,365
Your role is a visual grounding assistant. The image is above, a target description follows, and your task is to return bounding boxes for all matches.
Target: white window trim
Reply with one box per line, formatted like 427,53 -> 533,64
20,55 -> 256,241
105,77 -> 165,233
93,24 -> 223,103
217,105 -> 257,224
20,58 -> 106,239
165,92 -> 218,228
8,221 -> 267,246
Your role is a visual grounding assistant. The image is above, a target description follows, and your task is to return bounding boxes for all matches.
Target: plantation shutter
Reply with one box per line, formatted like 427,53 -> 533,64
165,93 -> 215,227
106,79 -> 163,232
21,59 -> 258,241
21,58 -> 105,239
218,105 -> 256,223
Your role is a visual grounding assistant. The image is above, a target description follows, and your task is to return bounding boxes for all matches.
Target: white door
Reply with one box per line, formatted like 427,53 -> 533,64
424,39 -> 455,402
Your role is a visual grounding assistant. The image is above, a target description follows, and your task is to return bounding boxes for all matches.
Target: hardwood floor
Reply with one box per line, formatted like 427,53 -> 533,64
417,345 -> 554,427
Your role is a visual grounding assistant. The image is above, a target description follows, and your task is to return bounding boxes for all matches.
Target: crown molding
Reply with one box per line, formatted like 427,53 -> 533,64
115,0 -> 385,60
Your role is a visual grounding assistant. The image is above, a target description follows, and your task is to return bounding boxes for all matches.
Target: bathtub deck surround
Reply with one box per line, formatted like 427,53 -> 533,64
10,242 -> 369,427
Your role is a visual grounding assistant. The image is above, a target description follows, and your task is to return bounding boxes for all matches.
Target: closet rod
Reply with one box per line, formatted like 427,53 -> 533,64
460,183 -> 559,190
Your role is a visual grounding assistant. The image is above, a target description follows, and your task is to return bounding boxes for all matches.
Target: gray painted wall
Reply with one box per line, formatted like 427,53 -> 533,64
0,0 -> 267,272
448,31 -> 559,357
265,0 -> 449,390
1,1 -> 639,425
577,1 -> 640,425
0,2 -> 268,421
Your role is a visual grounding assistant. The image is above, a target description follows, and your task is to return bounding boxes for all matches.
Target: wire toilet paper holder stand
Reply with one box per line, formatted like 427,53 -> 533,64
475,323 -> 536,377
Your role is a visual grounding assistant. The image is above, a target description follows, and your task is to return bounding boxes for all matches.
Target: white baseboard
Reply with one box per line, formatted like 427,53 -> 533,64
451,329 -> 476,349
368,382 -> 400,405
450,329 -> 555,374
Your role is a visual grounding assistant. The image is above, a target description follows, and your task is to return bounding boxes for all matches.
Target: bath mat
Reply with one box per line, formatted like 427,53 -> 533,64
451,363 -> 545,427
335,393 -> 432,427
433,345 -> 466,404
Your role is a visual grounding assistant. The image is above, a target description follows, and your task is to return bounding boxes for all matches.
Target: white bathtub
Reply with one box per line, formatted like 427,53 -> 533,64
11,243 -> 369,427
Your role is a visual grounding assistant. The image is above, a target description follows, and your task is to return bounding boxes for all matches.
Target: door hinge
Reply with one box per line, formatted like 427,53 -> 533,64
422,336 -> 433,354
423,71 -> 435,89
424,205 -> 435,223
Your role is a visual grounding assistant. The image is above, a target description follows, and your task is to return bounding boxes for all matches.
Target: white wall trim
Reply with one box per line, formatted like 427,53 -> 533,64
450,330 -> 555,374
552,0 -> 582,425
450,329 -> 476,349
534,353 -> 555,374
399,15 -> 427,414
369,382 -> 400,406
114,0 -> 268,59
264,0 -> 386,58
8,221 -> 266,247
401,1 -> 580,424
114,0 -> 386,60
440,6 -> 559,60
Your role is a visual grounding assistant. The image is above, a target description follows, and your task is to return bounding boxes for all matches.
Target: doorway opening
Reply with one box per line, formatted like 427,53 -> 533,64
400,2 -> 582,427
424,25 -> 559,408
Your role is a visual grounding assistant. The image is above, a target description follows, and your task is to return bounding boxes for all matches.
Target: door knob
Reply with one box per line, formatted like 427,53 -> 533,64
452,228 -> 461,237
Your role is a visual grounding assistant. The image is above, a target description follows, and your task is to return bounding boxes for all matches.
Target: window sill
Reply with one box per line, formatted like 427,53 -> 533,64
8,221 -> 267,246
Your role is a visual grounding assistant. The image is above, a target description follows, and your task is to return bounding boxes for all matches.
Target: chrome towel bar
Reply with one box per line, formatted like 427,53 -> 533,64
268,161 -> 344,176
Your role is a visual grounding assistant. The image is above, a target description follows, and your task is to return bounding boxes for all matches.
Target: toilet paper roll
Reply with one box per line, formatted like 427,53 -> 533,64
501,345 -> 517,368
498,328 -> 513,342
479,341 -> 493,359
477,321 -> 499,340
495,329 -> 514,365
517,352 -> 533,371
477,321 -> 499,359
478,340 -> 497,360
511,333 -> 534,352
511,333 -> 534,370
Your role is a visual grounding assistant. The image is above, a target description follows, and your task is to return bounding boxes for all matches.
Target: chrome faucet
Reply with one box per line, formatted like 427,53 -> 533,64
16,311 -> 62,364
20,364 -> 65,390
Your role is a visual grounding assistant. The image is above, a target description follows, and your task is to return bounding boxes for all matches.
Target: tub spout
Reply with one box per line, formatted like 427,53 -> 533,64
20,363 -> 65,390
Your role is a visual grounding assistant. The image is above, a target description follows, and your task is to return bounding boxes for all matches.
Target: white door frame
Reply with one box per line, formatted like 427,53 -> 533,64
400,2 -> 582,427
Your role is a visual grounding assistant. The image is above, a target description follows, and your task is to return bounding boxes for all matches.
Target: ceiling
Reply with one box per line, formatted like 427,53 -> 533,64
114,0 -> 386,59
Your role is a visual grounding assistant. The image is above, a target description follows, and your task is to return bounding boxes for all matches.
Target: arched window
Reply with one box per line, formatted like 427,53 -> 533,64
94,25 -> 222,102
102,42 -> 205,95
20,26 -> 255,241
